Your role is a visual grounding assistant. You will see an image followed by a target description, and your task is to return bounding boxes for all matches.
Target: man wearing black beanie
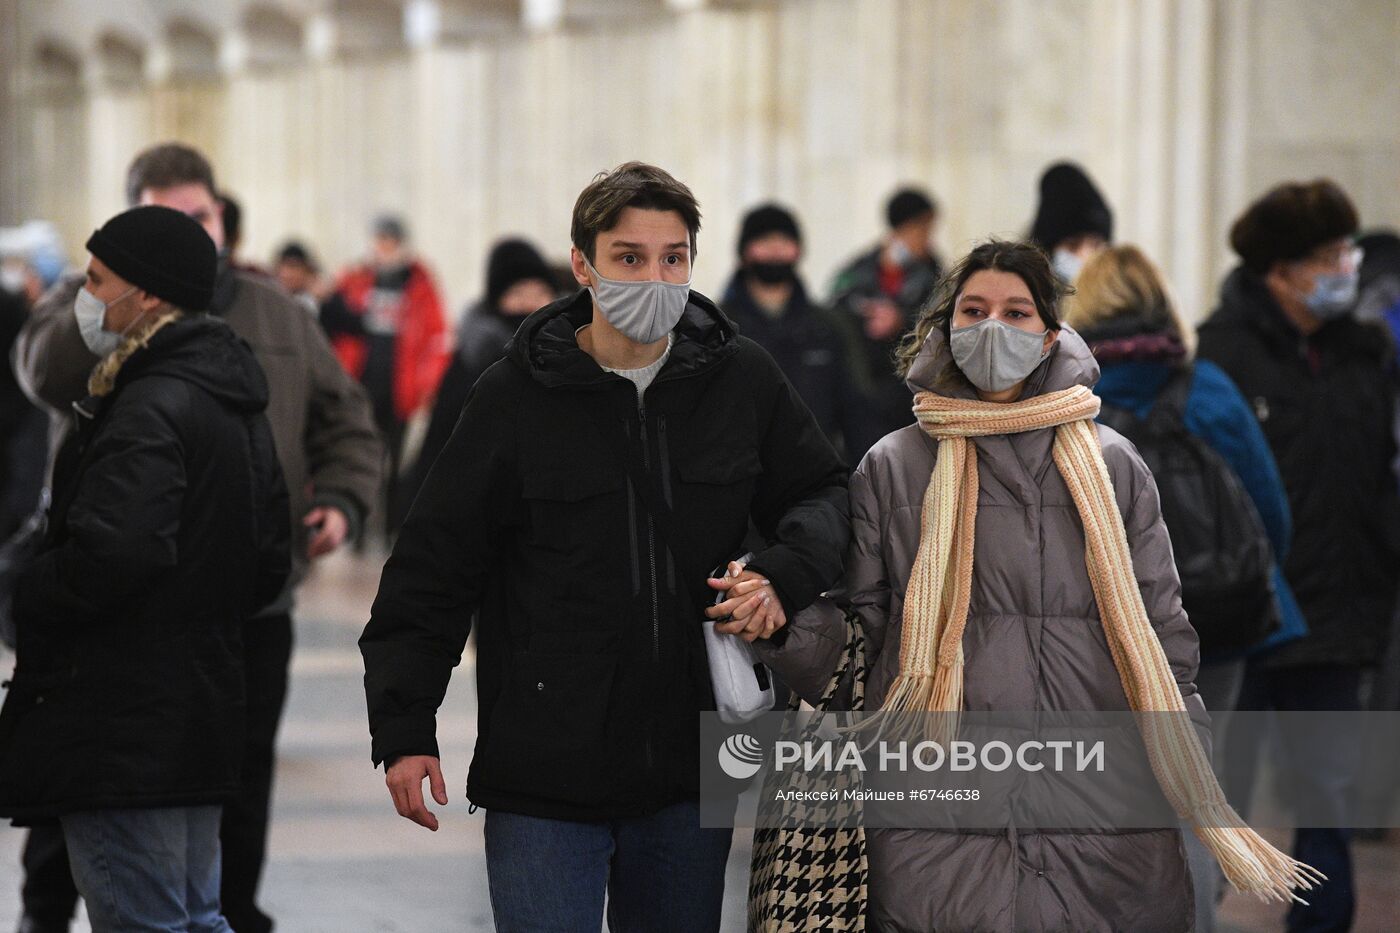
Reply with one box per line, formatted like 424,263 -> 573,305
829,185 -> 943,461
722,203 -> 861,460
1028,161 -> 1114,284
11,143 -> 381,933
0,206 -> 291,933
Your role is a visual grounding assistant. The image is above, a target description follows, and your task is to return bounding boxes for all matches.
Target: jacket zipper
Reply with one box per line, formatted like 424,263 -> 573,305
639,400 -> 659,781
639,403 -> 660,662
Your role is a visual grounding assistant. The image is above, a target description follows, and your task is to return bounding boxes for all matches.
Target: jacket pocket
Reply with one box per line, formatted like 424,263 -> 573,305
520,466 -> 623,550
677,447 -> 763,487
479,638 -> 619,807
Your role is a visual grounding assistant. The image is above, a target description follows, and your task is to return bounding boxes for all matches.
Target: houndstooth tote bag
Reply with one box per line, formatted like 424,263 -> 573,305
748,610 -> 868,932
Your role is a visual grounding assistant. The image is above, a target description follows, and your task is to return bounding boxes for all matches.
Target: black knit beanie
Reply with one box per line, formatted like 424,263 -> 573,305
85,205 -> 217,311
1029,162 -> 1113,251
737,204 -> 802,256
485,238 -> 552,309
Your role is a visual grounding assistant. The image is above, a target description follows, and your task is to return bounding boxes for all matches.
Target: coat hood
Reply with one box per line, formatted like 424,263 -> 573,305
115,313 -> 270,414
904,320 -> 1101,400
507,287 -> 740,389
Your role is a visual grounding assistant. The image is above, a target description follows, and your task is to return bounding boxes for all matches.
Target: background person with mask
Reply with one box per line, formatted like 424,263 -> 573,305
9,142 -> 382,933
408,237 -> 559,506
722,203 -> 861,462
1197,178 -> 1400,933
0,205 -> 290,933
829,186 -> 944,461
360,161 -> 848,933
1028,161 -> 1114,284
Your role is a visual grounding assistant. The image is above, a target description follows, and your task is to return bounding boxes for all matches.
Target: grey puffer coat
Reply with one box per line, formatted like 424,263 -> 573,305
757,325 -> 1208,932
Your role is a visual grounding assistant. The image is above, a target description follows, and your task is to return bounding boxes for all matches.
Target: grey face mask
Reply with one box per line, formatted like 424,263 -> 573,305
1301,268 -> 1359,320
585,257 -> 691,345
949,317 -> 1051,394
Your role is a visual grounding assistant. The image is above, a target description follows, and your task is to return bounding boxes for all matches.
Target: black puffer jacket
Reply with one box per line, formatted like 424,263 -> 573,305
0,314 -> 291,824
361,289 -> 849,821
1197,267 -> 1400,668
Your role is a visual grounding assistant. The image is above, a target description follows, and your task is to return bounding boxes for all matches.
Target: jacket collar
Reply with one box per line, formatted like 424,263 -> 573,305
508,287 -> 740,390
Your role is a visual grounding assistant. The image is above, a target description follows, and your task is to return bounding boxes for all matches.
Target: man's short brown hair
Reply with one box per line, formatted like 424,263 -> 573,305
571,162 -> 701,264
125,142 -> 217,206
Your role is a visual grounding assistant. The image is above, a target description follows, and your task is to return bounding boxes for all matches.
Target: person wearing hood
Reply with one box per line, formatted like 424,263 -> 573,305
360,161 -> 848,932
1029,161 -> 1113,284
1197,179 -> 1399,933
1065,244 -> 1305,933
722,203 -> 861,460
829,186 -> 944,461
409,237 -> 559,502
755,239 -> 1321,930
0,206 -> 290,932
9,143 -> 381,933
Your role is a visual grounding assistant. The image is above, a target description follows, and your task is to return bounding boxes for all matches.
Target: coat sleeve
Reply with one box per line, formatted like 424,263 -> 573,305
298,307 -> 383,536
1187,361 -> 1292,558
10,274 -> 94,413
14,383 -> 187,627
358,364 -> 518,767
249,413 -> 293,616
754,459 -> 886,707
741,346 -> 851,617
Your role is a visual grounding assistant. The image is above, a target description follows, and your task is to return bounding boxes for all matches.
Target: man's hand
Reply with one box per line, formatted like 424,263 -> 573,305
860,297 -> 905,342
304,506 -> 349,559
705,560 -> 787,642
386,755 -> 448,831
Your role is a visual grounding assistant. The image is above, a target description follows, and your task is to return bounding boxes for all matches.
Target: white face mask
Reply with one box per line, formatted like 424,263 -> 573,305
1052,248 -> 1085,284
949,317 -> 1052,394
584,257 -> 691,345
73,285 -> 138,357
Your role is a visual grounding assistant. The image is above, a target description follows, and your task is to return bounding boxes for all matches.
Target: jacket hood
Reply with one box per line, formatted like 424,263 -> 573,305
116,314 -> 270,414
904,320 -> 1101,400
507,287 -> 740,389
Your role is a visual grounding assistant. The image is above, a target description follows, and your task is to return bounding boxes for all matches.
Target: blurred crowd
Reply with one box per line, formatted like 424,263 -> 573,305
0,140 -> 1397,933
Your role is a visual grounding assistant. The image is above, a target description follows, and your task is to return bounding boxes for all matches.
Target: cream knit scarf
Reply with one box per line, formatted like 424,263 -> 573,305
881,383 -> 1323,904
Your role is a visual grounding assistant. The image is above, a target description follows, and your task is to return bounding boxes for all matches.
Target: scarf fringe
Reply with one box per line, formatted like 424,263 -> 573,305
1191,802 -> 1327,904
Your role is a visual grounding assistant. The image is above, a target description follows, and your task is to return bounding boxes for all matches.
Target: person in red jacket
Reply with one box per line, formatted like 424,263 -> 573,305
322,215 -> 449,542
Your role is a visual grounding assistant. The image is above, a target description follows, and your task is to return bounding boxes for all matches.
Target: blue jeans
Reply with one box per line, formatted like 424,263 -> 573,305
60,805 -> 231,933
484,799 -> 732,933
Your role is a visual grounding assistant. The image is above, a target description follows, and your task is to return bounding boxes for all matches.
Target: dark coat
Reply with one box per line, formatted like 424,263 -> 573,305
408,305 -> 519,501
828,246 -> 943,461
361,289 -> 849,821
1197,267 -> 1400,668
721,273 -> 862,462
0,315 -> 291,823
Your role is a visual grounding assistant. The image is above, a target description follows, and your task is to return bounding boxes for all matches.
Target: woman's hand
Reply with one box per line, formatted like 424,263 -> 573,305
705,560 -> 787,642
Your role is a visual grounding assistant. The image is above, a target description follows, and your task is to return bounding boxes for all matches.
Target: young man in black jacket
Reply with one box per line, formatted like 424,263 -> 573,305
361,162 -> 849,932
0,206 -> 290,931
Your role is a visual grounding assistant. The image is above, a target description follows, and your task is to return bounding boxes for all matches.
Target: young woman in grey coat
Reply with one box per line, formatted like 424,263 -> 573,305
756,240 -> 1293,932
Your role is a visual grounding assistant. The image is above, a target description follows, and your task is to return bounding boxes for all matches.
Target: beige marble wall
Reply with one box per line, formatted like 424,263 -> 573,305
6,0 -> 1399,321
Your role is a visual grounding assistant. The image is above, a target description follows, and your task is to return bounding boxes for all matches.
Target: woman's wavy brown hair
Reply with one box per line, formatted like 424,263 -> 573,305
895,239 -> 1067,385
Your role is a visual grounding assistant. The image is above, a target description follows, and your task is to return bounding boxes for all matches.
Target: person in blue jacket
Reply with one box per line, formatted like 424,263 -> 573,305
1065,243 -> 1304,933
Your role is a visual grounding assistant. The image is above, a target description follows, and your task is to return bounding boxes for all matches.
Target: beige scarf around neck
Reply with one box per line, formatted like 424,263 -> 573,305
881,383 -> 1322,904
